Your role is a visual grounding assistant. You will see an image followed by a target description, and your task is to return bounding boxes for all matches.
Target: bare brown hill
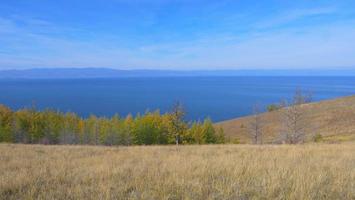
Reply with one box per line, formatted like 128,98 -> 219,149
216,95 -> 355,144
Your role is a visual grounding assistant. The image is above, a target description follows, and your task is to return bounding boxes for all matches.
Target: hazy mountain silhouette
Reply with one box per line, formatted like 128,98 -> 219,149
0,68 -> 354,79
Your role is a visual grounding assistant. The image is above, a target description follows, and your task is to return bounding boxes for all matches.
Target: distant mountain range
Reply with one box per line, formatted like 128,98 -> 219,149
0,68 -> 354,79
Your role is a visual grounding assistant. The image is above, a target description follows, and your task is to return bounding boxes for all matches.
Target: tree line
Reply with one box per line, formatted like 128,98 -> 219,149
0,103 -> 225,145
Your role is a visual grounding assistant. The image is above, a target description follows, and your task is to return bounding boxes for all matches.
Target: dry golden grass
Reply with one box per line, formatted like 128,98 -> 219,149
1,144 -> 354,200
216,95 -> 355,143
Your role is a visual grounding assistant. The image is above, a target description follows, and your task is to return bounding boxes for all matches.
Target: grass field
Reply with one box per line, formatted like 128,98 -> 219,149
1,144 -> 354,200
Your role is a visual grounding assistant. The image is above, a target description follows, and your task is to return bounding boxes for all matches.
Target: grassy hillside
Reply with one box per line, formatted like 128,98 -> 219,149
1,144 -> 354,200
216,95 -> 355,144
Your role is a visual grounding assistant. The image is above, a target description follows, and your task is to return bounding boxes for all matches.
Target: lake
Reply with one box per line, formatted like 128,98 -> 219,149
0,77 -> 354,122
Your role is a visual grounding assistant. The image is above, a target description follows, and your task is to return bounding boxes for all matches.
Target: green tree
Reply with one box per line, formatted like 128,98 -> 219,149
215,127 -> 225,144
202,118 -> 217,143
132,112 -> 168,145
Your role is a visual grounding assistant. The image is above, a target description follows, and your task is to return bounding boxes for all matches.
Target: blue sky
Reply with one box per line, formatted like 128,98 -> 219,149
0,0 -> 355,70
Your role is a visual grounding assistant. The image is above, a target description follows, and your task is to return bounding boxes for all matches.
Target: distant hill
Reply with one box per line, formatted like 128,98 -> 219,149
216,95 -> 355,144
0,68 -> 170,79
0,68 -> 355,79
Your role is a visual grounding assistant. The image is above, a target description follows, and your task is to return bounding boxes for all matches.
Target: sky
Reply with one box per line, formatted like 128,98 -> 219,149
0,0 -> 355,70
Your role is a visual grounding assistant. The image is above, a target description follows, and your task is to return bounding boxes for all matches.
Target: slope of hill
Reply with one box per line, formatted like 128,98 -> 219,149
216,95 -> 355,144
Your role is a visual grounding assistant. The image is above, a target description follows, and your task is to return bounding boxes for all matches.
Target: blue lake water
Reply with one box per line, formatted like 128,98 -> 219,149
0,77 -> 354,122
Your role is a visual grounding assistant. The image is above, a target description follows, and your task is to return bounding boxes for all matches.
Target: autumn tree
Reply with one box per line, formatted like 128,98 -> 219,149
0,102 -> 224,146
185,119 -> 225,144
168,102 -> 187,145
186,121 -> 204,144
104,115 -> 120,146
0,105 -> 13,142
279,90 -> 312,144
41,110 -> 63,144
248,104 -> 263,144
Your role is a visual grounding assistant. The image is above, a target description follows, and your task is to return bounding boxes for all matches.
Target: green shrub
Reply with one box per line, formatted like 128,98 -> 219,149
267,104 -> 282,112
313,133 -> 323,143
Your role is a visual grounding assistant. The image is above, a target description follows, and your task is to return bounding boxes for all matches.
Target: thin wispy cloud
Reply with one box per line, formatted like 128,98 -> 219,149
254,7 -> 338,29
0,0 -> 354,70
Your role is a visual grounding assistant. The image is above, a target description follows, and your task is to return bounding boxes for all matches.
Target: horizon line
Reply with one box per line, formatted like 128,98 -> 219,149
1,67 -> 355,72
